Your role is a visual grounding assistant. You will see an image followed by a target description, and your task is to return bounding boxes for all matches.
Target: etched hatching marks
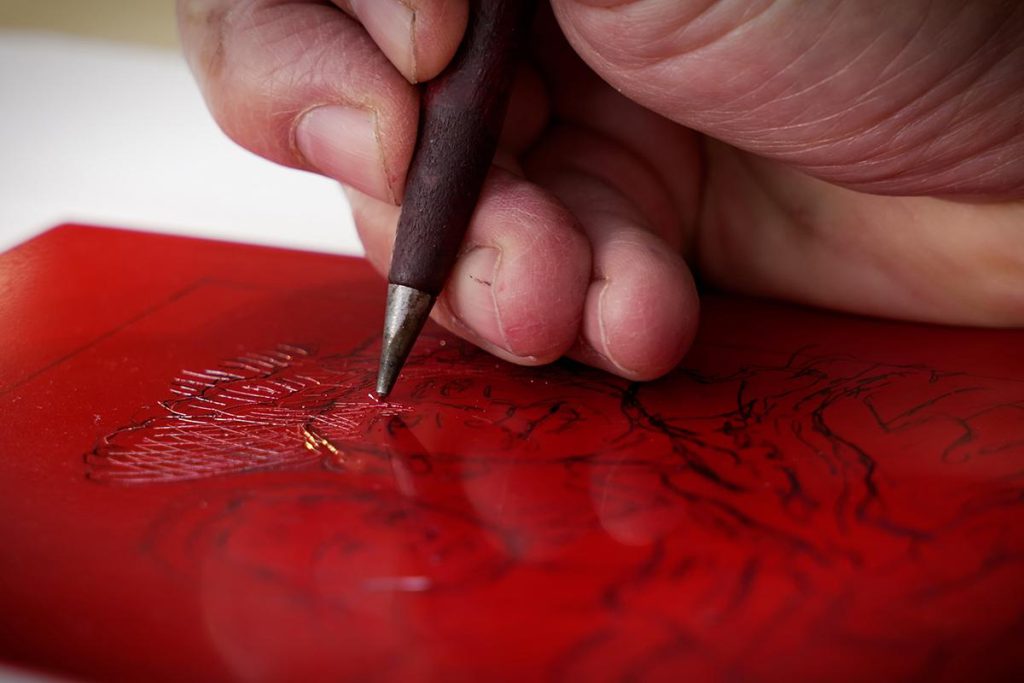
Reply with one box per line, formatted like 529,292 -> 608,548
86,344 -> 410,483
86,333 -> 613,485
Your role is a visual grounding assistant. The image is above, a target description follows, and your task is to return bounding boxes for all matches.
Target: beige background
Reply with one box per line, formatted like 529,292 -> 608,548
0,0 -> 177,48
0,0 -> 358,254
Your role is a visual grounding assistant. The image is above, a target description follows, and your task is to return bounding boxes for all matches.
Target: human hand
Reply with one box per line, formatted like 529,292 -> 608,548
178,0 -> 1024,380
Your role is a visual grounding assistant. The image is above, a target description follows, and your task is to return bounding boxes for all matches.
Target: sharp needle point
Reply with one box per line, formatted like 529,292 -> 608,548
377,284 -> 435,397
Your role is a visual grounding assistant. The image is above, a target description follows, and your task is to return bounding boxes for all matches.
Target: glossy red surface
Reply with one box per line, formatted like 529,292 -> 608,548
1,225 -> 1022,682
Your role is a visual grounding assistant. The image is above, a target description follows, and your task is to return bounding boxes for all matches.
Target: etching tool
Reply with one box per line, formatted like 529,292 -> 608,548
376,0 -> 537,397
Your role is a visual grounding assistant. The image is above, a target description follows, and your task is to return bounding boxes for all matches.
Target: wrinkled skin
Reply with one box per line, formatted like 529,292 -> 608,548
178,0 -> 1024,380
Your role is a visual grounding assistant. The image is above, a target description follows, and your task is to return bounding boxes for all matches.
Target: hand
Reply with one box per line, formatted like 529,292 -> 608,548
178,0 -> 1024,380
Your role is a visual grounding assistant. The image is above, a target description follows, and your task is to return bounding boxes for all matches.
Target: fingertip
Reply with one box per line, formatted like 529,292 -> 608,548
443,245 -> 504,346
576,235 -> 699,380
348,0 -> 415,81
409,0 -> 469,82
442,172 -> 591,362
525,124 -> 699,381
348,0 -> 467,83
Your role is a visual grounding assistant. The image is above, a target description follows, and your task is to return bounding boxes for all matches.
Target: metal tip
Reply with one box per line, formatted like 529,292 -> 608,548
377,284 -> 435,397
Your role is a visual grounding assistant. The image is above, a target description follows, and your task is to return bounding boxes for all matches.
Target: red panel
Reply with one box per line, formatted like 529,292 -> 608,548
1,225 -> 1021,682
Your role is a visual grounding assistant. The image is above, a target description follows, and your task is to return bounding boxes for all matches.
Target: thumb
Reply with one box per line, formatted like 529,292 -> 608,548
553,0 -> 1024,197
177,0 -> 468,203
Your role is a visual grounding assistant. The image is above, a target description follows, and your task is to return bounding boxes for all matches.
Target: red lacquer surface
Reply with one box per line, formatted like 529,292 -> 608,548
1,225 -> 1022,682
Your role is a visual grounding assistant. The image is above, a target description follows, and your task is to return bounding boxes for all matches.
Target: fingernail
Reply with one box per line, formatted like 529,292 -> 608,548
352,0 -> 417,82
573,280 -> 621,371
448,247 -> 507,350
596,279 -> 638,376
295,105 -> 394,202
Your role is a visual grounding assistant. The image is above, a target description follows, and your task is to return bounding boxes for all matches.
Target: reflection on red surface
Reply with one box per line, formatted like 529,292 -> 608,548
1,226 -> 1022,682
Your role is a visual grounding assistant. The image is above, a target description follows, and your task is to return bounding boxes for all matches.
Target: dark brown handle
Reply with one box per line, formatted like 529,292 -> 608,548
387,0 -> 537,295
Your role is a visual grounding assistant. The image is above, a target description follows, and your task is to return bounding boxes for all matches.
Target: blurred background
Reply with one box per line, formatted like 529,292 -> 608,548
0,0 -> 360,254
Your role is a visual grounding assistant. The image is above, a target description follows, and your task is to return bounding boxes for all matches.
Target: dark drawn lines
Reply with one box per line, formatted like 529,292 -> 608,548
86,333 -> 1024,681
85,333 -> 1024,571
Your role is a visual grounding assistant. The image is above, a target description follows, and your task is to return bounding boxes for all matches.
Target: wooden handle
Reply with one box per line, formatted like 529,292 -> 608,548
387,0 -> 537,295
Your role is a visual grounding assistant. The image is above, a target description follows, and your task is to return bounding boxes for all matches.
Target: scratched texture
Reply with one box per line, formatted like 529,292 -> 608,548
1,226 -> 1023,683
